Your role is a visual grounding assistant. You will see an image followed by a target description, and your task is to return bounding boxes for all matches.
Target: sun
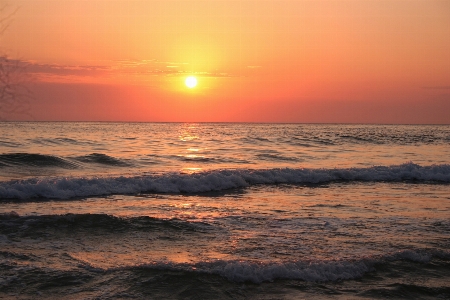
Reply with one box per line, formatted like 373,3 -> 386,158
185,76 -> 197,88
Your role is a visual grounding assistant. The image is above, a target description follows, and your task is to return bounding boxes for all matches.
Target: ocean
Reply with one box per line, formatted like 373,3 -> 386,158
0,122 -> 449,299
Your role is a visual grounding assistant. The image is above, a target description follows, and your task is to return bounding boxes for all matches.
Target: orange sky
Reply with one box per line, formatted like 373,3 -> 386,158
2,0 -> 450,123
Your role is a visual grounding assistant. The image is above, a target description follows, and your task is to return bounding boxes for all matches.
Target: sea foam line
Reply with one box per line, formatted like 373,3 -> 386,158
74,248 -> 447,283
0,163 -> 449,199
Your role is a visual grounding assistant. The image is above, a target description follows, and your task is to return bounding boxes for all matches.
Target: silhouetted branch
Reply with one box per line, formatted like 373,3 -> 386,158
0,2 -> 17,35
0,56 -> 32,119
0,2 -> 32,120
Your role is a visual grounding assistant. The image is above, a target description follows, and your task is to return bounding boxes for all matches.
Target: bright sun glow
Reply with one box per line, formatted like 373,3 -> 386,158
185,76 -> 198,88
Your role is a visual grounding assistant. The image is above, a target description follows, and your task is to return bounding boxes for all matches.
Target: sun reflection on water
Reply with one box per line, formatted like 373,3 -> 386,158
179,135 -> 199,142
182,167 -> 203,173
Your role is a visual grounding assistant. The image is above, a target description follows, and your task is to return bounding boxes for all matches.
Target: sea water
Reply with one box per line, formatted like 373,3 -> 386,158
0,122 -> 449,299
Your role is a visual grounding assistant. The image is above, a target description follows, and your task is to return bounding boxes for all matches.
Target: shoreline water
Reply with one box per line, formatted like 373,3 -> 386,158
1,123 -> 449,298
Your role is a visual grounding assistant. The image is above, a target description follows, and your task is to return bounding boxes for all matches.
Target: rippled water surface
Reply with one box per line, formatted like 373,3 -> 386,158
1,122 -> 449,180
0,122 -> 449,299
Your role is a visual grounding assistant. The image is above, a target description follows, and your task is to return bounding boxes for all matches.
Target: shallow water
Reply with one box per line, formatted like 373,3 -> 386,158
0,122 -> 449,299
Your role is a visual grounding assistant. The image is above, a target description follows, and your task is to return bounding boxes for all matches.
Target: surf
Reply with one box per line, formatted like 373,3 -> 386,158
1,162 -> 449,200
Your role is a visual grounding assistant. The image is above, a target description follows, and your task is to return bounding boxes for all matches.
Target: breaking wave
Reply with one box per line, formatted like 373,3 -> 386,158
0,163 -> 449,200
75,249 -> 449,283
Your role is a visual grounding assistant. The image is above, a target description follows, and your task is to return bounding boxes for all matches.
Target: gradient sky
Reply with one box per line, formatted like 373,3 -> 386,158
2,0 -> 450,123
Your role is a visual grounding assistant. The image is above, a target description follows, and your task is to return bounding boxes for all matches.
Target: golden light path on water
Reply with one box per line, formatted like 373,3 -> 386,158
1,123 -> 449,181
1,123 -> 450,299
4,182 -> 450,267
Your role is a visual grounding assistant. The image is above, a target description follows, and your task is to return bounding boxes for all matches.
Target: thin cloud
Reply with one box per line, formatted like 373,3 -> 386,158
26,63 -> 110,76
9,58 -> 240,83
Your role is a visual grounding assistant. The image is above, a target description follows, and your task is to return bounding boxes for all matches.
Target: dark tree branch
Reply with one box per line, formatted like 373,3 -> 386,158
0,2 -> 32,120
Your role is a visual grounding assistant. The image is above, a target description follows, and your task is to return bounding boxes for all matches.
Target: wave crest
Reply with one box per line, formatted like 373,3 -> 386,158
0,163 -> 449,200
74,153 -> 130,166
77,249 -> 448,283
0,153 -> 79,169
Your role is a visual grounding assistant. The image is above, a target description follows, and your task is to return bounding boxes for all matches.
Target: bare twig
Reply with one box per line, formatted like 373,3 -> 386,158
0,2 -> 32,120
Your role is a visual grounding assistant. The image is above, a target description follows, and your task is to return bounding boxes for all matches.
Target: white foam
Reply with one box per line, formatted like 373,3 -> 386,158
0,163 -> 449,199
202,259 -> 374,283
88,248 -> 446,284
203,248 -> 443,282
390,249 -> 432,263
